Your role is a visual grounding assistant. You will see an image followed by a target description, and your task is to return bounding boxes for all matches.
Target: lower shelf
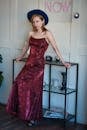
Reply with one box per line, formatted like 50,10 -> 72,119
43,108 -> 75,121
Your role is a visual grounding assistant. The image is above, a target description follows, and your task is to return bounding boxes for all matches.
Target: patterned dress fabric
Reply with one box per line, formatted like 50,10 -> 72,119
6,36 -> 48,121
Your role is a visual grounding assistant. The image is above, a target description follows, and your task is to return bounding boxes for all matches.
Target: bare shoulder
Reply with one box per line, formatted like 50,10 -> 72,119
25,31 -> 34,43
45,30 -> 54,39
46,30 -> 52,36
28,31 -> 34,38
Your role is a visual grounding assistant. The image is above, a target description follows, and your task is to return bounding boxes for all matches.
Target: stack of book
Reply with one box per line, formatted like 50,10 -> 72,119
43,107 -> 68,119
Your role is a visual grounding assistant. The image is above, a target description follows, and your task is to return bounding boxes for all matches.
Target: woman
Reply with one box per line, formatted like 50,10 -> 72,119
6,9 -> 70,126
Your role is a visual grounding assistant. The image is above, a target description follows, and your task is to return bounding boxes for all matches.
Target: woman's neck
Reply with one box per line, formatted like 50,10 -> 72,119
36,29 -> 43,33
32,30 -> 45,39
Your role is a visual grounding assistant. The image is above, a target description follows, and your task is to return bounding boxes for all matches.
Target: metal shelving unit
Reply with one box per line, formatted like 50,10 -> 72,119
43,61 -> 79,124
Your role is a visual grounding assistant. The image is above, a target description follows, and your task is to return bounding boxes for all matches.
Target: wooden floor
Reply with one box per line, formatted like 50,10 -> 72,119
0,104 -> 87,130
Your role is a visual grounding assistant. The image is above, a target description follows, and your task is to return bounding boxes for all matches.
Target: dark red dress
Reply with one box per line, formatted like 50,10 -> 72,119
6,36 -> 48,121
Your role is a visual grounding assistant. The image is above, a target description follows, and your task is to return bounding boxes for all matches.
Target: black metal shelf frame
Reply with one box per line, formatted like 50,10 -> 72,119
44,60 -> 79,124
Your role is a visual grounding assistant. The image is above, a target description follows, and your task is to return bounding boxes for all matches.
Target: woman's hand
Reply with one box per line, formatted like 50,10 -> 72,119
16,56 -> 22,62
63,62 -> 71,68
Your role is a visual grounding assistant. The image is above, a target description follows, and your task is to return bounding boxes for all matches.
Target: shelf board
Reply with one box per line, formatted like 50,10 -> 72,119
13,58 -> 78,66
43,108 -> 75,120
43,85 -> 76,95
45,60 -> 78,66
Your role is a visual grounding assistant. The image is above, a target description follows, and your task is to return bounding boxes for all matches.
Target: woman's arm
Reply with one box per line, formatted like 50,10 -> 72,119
16,41 -> 29,61
16,32 -> 31,61
46,31 -> 71,68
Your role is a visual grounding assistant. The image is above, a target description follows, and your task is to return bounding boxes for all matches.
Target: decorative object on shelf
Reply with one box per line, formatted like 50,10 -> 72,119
43,106 -> 69,119
45,56 -> 52,61
44,110 -> 63,119
54,56 -> 60,63
43,81 -> 48,90
51,78 -> 59,88
43,81 -> 46,87
60,72 -> 67,90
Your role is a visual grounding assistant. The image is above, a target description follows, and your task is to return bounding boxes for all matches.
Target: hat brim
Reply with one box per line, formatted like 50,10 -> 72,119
27,9 -> 49,25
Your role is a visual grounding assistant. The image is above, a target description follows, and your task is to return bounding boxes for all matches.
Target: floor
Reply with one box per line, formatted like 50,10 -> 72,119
0,104 -> 87,130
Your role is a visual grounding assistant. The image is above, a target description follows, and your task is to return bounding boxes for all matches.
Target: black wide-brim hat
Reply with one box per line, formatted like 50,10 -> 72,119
27,9 -> 49,25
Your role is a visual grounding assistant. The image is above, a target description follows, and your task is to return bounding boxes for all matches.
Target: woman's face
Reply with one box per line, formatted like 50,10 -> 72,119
31,16 -> 44,30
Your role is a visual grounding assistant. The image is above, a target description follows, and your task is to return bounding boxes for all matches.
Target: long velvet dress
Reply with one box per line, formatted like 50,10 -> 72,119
6,36 -> 48,121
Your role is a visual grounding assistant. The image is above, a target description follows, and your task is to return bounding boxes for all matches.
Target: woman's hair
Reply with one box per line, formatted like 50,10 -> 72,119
30,14 -> 48,32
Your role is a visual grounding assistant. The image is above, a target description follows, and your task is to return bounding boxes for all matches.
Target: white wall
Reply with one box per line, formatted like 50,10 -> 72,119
0,0 -> 87,124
